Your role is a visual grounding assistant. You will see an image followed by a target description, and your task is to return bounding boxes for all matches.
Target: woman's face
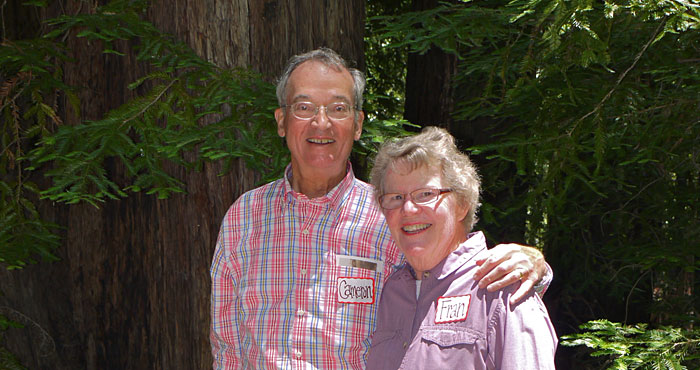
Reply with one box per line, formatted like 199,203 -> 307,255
381,163 -> 469,276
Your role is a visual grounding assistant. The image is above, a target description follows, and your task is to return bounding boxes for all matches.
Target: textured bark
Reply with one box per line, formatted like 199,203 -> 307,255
402,0 -> 501,152
1,1 -> 365,369
403,0 -> 457,129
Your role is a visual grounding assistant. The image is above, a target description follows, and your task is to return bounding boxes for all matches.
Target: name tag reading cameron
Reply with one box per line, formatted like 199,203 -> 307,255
435,295 -> 471,324
337,277 -> 375,304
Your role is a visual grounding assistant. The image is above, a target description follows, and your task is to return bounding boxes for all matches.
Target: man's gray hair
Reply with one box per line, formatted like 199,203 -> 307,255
370,126 -> 482,231
276,48 -> 365,112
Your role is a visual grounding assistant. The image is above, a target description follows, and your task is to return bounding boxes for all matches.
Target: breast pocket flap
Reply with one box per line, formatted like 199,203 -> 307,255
421,327 -> 482,348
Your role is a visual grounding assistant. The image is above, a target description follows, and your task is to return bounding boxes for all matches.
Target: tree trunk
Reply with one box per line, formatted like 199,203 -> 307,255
0,1 -> 365,369
403,0 -> 457,128
401,0 -> 529,246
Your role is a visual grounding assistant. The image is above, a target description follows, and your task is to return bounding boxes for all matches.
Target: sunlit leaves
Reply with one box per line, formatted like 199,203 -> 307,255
372,0 -> 699,367
562,320 -> 700,369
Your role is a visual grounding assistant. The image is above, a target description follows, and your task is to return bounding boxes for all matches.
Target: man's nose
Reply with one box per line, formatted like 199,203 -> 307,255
311,106 -> 331,129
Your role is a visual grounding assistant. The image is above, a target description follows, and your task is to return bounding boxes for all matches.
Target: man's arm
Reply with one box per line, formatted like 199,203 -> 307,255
210,227 -> 241,369
472,243 -> 552,304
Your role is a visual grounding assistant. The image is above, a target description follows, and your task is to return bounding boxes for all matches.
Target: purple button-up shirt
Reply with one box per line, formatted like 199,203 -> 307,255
366,232 -> 557,370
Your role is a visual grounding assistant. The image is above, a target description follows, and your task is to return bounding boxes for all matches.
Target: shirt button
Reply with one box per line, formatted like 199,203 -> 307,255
296,309 -> 305,316
300,269 -> 307,276
402,342 -> 408,348
294,350 -> 302,358
301,229 -> 309,235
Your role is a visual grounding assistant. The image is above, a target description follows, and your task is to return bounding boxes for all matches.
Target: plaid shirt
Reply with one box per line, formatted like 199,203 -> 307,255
210,164 -> 401,369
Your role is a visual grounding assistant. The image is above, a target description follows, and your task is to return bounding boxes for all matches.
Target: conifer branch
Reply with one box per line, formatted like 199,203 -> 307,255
569,17 -> 667,134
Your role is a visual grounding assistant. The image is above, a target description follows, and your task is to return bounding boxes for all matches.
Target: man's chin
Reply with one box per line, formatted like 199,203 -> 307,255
299,157 -> 346,171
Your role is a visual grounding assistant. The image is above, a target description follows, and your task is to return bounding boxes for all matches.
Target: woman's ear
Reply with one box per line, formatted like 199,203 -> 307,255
457,203 -> 469,223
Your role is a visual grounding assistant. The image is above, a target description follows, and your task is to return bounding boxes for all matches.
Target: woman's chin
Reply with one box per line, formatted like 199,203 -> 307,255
402,247 -> 428,263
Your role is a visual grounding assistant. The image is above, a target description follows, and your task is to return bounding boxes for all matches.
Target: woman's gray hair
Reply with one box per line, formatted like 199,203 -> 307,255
370,126 -> 481,231
276,48 -> 365,115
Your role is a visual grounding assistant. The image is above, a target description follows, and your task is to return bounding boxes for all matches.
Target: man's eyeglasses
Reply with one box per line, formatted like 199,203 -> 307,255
378,187 -> 452,210
283,102 -> 354,120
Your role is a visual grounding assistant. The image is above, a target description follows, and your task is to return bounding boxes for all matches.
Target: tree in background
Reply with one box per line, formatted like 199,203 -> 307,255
0,0 -> 410,368
372,0 -> 699,368
3,0 -> 698,368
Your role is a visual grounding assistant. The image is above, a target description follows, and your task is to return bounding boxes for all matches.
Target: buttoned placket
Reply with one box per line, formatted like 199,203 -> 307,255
395,269 -> 440,369
413,271 -> 434,334
397,269 -> 421,360
290,197 -> 333,364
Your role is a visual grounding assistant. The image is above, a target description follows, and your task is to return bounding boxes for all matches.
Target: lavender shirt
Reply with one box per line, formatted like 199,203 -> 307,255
366,232 -> 557,370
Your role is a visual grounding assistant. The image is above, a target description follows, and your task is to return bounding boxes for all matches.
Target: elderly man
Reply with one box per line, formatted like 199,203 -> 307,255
209,48 -> 551,369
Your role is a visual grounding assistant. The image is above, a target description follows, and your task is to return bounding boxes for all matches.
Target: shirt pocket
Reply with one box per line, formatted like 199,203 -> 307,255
320,262 -> 385,348
367,330 -> 402,368
370,329 -> 399,346
420,325 -> 483,348
399,326 -> 487,369
334,261 -> 384,305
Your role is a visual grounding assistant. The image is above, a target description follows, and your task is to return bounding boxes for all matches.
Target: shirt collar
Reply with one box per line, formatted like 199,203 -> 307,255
432,231 -> 486,280
282,162 -> 355,210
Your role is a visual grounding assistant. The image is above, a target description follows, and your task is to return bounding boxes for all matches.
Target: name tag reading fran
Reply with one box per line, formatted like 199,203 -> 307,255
337,277 -> 375,304
435,295 -> 471,324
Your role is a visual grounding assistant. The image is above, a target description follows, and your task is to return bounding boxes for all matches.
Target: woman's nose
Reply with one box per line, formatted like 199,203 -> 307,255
400,198 -> 420,214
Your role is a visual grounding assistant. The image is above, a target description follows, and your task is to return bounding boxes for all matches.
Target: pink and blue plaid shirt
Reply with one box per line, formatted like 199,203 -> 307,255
210,164 -> 402,369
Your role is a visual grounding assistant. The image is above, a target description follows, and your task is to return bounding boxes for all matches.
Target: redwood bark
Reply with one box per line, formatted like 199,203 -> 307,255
1,1 -> 365,369
403,0 -> 457,129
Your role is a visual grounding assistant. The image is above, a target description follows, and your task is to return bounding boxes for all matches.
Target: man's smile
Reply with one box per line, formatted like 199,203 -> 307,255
307,138 -> 335,144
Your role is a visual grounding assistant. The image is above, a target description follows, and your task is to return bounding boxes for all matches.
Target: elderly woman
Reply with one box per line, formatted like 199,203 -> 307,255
366,127 -> 557,369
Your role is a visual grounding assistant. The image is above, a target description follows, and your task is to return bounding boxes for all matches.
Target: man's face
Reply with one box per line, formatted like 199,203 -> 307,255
274,60 -> 364,177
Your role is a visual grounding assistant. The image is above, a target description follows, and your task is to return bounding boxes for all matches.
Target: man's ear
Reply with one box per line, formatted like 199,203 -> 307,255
353,110 -> 364,141
274,108 -> 286,137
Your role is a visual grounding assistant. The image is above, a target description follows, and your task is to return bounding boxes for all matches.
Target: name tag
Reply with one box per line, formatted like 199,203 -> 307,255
435,295 -> 471,324
336,255 -> 384,272
337,277 -> 375,304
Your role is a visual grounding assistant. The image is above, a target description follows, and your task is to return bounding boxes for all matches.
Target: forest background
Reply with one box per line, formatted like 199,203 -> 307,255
1,0 -> 698,369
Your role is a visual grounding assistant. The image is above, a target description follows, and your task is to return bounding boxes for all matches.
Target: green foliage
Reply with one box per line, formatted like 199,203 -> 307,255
0,179 -> 60,269
562,320 -> 700,369
1,0 -> 415,270
353,117 -> 418,177
365,0 -> 412,122
1,0 -> 288,268
0,345 -> 26,370
0,314 -> 23,332
27,65 -> 283,205
352,0 -> 418,178
1,34 -> 68,269
0,314 -> 25,370
371,0 -> 700,367
26,0 -> 286,206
